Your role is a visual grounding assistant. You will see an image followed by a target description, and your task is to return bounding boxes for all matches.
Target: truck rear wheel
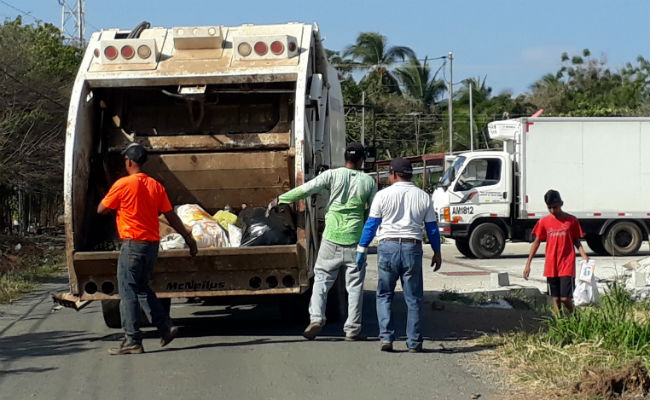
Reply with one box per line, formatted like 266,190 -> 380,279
469,223 -> 505,259
100,298 -> 172,329
603,221 -> 642,256
585,234 -> 608,256
454,238 -> 475,258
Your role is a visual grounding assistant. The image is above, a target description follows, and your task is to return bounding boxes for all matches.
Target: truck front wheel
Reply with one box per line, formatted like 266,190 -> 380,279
454,238 -> 475,258
468,223 -> 505,259
603,221 -> 642,256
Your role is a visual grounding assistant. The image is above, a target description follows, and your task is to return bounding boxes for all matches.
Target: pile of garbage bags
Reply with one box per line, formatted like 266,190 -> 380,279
160,203 -> 296,251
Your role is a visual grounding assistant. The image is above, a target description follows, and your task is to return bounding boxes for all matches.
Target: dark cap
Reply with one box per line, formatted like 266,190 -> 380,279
121,142 -> 148,165
389,157 -> 413,174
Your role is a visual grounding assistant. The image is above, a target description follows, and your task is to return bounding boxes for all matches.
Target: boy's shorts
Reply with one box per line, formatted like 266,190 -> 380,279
547,277 -> 574,298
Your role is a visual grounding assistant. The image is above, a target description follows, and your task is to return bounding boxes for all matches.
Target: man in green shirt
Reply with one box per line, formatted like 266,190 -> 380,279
277,143 -> 376,340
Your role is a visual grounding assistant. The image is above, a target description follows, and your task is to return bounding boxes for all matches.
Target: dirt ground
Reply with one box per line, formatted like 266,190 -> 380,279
0,234 -> 63,274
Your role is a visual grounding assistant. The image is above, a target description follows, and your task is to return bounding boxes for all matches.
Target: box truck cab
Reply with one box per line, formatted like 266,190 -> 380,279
434,117 -> 650,259
56,22 -> 349,326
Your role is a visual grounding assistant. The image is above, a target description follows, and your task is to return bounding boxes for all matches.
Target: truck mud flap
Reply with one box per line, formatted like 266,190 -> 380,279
51,292 -> 92,311
71,244 -> 307,300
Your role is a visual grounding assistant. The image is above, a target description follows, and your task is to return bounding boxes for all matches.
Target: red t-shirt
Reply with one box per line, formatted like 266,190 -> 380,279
101,173 -> 173,241
532,213 -> 584,278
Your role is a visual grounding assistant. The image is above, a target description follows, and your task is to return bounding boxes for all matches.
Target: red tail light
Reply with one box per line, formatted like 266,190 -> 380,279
137,45 -> 152,59
93,48 -> 100,57
270,41 -> 284,55
104,45 -> 118,60
288,41 -> 297,52
254,41 -> 268,56
121,45 -> 135,60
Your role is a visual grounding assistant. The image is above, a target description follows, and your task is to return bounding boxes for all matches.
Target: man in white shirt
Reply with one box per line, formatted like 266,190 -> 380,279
356,157 -> 442,352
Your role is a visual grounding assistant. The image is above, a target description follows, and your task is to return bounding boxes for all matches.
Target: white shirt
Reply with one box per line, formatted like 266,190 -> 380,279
369,181 -> 437,241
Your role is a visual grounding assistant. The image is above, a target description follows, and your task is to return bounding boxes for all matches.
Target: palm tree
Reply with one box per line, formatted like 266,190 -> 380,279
394,56 -> 446,109
343,32 -> 415,94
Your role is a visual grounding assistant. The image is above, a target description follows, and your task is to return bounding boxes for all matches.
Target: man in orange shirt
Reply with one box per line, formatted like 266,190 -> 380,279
98,143 -> 197,355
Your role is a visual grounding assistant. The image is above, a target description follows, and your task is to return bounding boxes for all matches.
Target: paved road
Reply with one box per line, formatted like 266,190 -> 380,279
0,270 -> 501,399
3,240 -> 642,400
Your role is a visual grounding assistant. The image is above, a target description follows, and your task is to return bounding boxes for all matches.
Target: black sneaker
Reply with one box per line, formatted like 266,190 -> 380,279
108,340 -> 144,355
303,322 -> 324,340
380,342 -> 393,352
160,326 -> 179,347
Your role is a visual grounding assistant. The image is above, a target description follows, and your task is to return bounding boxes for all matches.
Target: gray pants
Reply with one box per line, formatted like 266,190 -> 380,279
309,239 -> 365,336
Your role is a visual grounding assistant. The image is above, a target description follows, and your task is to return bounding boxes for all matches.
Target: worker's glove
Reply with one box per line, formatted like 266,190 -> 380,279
265,197 -> 279,218
355,252 -> 367,269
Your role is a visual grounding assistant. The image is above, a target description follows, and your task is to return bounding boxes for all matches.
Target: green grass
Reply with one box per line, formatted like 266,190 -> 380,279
0,248 -> 64,304
478,282 -> 650,397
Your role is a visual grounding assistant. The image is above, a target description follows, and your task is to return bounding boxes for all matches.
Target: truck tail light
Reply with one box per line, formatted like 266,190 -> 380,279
137,45 -> 152,59
93,48 -> 100,57
443,207 -> 450,222
104,45 -> 118,60
270,40 -> 284,55
121,45 -> 135,60
254,41 -> 268,56
288,41 -> 297,52
238,42 -> 252,57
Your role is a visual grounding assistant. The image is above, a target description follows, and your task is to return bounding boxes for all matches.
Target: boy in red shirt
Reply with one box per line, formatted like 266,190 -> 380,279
523,190 -> 589,314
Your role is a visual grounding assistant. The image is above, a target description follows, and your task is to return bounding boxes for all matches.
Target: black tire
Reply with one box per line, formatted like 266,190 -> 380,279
100,298 -> 172,329
101,299 -> 122,329
325,271 -> 348,322
585,234 -> 608,256
468,223 -> 505,259
455,238 -> 475,258
603,221 -> 643,256
279,291 -> 311,324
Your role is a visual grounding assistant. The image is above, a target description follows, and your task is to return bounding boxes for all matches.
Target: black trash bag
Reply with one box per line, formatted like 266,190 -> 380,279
240,205 -> 297,246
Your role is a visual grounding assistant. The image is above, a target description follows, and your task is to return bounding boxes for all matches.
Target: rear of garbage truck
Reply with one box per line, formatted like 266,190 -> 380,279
58,22 -> 346,325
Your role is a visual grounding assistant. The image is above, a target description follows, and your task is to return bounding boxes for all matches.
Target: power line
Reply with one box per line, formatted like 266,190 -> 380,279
0,0 -> 40,22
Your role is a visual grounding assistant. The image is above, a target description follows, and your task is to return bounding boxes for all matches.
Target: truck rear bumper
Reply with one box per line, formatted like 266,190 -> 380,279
69,244 -> 310,300
439,223 -> 470,239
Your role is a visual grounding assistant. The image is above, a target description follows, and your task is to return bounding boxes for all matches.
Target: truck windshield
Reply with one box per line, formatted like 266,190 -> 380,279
439,156 -> 465,188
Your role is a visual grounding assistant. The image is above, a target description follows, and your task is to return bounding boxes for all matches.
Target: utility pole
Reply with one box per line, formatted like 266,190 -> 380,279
59,0 -> 85,47
360,91 -> 365,146
469,80 -> 474,151
447,51 -> 453,154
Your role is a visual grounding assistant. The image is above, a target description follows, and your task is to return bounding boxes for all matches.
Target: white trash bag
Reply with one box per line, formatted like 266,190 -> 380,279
160,233 -> 186,251
573,260 -> 599,307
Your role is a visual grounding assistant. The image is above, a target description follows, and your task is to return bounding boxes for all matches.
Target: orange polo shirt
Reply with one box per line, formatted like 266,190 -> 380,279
101,173 -> 173,241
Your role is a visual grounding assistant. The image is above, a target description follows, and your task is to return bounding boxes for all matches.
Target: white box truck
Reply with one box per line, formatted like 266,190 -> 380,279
54,22 -> 350,326
433,117 -> 650,258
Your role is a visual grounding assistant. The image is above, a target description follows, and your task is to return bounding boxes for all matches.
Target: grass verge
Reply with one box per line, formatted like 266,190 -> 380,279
478,282 -> 650,399
0,238 -> 65,304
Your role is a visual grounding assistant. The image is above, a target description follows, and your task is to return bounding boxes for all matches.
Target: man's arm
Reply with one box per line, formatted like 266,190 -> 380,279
523,237 -> 541,280
163,211 -> 198,256
277,171 -> 331,204
574,238 -> 589,261
425,221 -> 442,271
97,202 -> 112,215
355,217 -> 382,269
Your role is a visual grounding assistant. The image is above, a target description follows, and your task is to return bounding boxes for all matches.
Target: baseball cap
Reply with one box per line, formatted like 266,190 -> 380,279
121,142 -> 148,165
345,143 -> 365,157
389,157 -> 413,174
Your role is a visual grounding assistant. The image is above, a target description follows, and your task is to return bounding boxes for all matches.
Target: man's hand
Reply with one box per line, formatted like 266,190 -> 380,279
185,234 -> 198,257
430,251 -> 442,272
265,197 -> 279,218
355,252 -> 367,269
523,265 -> 531,280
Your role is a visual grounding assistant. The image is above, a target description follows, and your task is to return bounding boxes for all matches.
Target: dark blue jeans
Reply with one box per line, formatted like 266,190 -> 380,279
118,240 -> 171,343
376,240 -> 424,349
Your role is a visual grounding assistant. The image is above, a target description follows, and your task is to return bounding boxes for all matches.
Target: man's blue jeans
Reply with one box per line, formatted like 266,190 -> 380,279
117,240 -> 171,344
376,240 -> 423,349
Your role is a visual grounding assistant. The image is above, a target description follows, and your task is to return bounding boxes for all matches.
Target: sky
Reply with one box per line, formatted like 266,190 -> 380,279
2,0 -> 649,96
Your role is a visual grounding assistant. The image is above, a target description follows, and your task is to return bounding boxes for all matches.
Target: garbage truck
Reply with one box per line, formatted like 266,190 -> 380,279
54,22 -> 348,326
433,117 -> 650,258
